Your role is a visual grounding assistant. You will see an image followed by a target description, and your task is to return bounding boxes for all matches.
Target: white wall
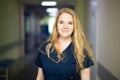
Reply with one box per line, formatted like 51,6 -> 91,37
84,0 -> 97,80
0,0 -> 24,60
96,0 -> 120,79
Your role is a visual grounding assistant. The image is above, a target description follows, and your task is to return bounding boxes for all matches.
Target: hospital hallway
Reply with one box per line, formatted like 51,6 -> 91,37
1,0 -> 120,80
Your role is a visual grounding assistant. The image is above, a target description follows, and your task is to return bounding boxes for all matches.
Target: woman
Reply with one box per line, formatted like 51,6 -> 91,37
35,8 -> 95,80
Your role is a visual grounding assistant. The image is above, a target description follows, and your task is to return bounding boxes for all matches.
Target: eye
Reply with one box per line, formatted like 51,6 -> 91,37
59,21 -> 63,24
68,21 -> 73,25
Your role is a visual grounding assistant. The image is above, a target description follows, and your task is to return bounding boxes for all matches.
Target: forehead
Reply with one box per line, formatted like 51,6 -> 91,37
58,13 -> 73,20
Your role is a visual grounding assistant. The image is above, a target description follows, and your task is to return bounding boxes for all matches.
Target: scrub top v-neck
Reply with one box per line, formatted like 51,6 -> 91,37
35,42 -> 94,80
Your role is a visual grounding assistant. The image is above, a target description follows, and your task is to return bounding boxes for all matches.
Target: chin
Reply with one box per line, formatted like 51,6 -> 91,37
61,35 -> 71,38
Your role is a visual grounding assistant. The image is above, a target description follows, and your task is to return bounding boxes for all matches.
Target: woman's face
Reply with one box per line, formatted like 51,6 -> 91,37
57,13 -> 74,39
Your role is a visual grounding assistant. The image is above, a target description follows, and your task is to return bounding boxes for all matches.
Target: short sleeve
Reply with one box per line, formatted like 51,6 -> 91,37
35,52 -> 42,68
83,49 -> 94,68
35,41 -> 48,68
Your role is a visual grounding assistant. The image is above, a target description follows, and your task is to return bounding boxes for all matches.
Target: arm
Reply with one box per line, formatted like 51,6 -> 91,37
36,67 -> 44,80
81,68 -> 90,80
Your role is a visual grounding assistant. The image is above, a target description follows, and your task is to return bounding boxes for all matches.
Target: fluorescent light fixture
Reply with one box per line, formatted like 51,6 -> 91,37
41,1 -> 57,6
46,8 -> 58,13
46,8 -> 58,16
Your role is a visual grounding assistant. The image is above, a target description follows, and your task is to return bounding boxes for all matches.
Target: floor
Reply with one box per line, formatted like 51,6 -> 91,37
14,53 -> 38,80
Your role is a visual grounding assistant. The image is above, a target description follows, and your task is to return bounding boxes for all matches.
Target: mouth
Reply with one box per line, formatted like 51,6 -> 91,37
61,30 -> 69,32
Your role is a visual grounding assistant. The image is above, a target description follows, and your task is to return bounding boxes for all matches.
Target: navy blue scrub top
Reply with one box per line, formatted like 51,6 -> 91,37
35,42 -> 94,80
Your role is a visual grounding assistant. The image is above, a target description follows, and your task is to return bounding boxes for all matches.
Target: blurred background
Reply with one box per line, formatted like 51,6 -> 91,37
0,0 -> 120,80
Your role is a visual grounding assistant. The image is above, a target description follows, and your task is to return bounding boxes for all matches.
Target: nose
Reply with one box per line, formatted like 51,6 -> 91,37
63,23 -> 68,28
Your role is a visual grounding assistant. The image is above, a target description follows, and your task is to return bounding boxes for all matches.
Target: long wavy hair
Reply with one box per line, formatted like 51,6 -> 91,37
45,8 -> 94,73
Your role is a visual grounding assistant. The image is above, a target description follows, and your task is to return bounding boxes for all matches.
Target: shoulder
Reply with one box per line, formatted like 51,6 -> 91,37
39,41 -> 49,49
83,48 -> 93,61
39,41 -> 50,54
83,48 -> 88,56
83,48 -> 94,68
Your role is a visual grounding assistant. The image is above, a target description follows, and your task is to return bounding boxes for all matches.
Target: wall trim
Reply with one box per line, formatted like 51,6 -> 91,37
98,62 -> 119,80
0,41 -> 24,54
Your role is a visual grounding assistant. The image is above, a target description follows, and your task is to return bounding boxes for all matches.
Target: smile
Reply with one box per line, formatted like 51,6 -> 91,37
61,30 -> 69,32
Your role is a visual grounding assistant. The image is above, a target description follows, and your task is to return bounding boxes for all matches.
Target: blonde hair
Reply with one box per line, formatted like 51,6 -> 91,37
46,8 -> 94,73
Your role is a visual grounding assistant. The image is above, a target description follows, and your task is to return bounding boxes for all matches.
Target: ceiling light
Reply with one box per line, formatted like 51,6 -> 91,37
46,8 -> 58,16
46,8 -> 58,13
41,1 -> 57,6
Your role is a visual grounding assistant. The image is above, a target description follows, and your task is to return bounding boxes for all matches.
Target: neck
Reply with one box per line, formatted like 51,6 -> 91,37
58,36 -> 72,44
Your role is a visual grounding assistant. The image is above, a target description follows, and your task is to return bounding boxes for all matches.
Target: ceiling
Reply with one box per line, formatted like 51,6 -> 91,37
20,0 -> 76,15
21,0 -> 75,7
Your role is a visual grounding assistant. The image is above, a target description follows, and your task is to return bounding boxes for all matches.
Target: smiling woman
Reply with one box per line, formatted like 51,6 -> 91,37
57,13 -> 74,40
35,8 -> 95,80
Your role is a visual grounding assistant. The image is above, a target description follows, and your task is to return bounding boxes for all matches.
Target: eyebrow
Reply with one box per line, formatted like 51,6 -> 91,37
58,20 -> 73,22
